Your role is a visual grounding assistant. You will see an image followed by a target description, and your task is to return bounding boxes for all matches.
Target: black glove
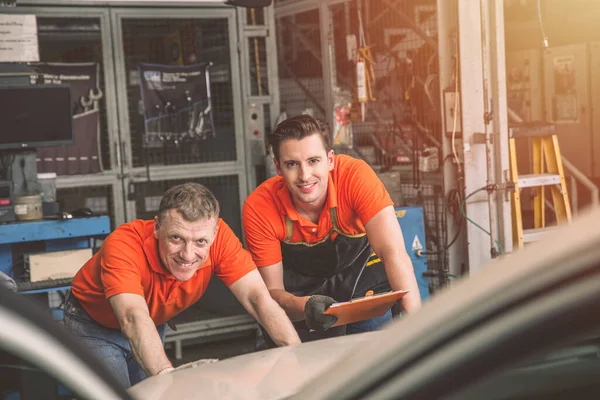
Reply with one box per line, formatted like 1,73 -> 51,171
304,295 -> 338,332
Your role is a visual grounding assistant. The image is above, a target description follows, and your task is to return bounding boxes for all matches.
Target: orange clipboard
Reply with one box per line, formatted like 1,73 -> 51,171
322,290 -> 409,328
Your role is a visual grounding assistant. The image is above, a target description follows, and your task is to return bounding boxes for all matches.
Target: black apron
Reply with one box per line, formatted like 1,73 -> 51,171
261,207 -> 390,347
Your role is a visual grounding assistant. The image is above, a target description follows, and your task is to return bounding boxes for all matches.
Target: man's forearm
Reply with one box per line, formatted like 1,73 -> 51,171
382,252 -> 422,313
249,292 -> 301,346
121,313 -> 172,376
268,288 -> 310,322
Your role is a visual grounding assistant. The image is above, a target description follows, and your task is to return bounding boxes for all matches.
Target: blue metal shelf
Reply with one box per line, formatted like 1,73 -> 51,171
0,216 -> 110,244
0,216 -> 110,278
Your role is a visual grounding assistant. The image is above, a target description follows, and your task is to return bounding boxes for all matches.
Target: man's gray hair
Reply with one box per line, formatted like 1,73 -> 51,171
157,182 -> 220,225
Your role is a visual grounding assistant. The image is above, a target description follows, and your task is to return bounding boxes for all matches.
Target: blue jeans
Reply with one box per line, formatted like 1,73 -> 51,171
346,309 -> 393,335
62,291 -> 166,388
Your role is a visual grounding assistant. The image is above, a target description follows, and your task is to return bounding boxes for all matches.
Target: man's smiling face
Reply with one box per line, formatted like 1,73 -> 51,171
154,209 -> 218,281
275,133 -> 334,210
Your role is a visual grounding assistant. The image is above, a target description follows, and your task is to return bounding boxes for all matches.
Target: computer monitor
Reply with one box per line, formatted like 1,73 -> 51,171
0,85 -> 73,150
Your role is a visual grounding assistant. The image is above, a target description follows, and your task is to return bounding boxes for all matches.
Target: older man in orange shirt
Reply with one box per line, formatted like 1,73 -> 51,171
65,183 -> 299,388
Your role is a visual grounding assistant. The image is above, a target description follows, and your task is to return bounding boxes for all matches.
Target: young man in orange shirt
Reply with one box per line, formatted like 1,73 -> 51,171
243,115 -> 422,345
64,183 -> 300,388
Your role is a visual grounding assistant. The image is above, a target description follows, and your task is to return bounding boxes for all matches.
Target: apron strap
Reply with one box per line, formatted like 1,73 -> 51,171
285,216 -> 294,242
330,207 -> 339,230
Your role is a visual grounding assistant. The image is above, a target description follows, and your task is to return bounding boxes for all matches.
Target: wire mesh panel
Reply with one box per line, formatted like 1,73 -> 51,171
327,0 -> 441,153
133,175 -> 242,238
277,0 -> 448,288
57,185 -> 115,229
277,9 -> 326,119
121,18 -> 236,167
399,182 -> 449,291
35,17 -> 112,172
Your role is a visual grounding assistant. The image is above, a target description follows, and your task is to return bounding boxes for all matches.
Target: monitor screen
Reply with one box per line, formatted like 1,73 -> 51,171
0,85 -> 73,150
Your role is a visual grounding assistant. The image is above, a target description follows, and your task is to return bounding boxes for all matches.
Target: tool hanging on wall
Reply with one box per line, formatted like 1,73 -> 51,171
80,87 -> 103,113
356,11 -> 376,122
138,61 -> 216,148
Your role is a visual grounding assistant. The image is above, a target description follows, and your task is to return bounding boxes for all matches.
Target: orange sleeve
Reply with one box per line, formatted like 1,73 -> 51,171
211,219 -> 257,286
344,158 -> 393,224
242,194 -> 283,267
100,226 -> 145,300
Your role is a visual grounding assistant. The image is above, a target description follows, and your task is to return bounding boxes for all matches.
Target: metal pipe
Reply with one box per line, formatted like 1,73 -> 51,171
570,175 -> 578,217
489,0 -> 512,254
437,0 -> 464,276
369,0 -> 403,27
562,156 -> 599,209
284,23 -> 323,63
479,0 -> 498,256
381,0 -> 438,50
507,107 -> 524,123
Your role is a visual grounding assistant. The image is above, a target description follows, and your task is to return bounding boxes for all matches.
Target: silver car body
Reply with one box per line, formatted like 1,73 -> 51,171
129,207 -> 600,399
129,332 -> 374,400
3,208 -> 600,399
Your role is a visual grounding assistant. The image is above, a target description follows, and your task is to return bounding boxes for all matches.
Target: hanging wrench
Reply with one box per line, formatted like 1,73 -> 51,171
193,62 -> 215,139
155,104 -> 164,143
80,95 -> 93,112
164,102 -> 175,143
89,87 -> 103,110
185,89 -> 196,139
204,62 -> 215,139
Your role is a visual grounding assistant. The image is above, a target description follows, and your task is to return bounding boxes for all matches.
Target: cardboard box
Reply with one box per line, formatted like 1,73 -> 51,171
27,248 -> 92,282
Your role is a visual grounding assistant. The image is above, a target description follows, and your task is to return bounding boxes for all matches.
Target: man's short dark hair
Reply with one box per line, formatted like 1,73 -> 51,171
157,183 -> 220,225
268,115 -> 331,161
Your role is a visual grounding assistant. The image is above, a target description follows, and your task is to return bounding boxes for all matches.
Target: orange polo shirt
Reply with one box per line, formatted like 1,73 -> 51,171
71,218 -> 255,329
242,154 -> 393,267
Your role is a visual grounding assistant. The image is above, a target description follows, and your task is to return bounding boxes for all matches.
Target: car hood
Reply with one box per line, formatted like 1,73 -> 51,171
128,332 -> 376,400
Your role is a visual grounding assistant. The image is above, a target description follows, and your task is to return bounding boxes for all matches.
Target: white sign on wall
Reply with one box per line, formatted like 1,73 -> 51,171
0,14 -> 39,62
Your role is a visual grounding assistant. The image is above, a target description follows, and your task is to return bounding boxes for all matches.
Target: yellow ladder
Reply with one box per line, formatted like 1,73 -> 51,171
509,125 -> 572,248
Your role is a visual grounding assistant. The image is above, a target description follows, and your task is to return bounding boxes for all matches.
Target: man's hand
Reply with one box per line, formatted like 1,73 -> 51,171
154,359 -> 219,377
156,367 -> 175,376
304,295 -> 338,332
229,270 -> 301,346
